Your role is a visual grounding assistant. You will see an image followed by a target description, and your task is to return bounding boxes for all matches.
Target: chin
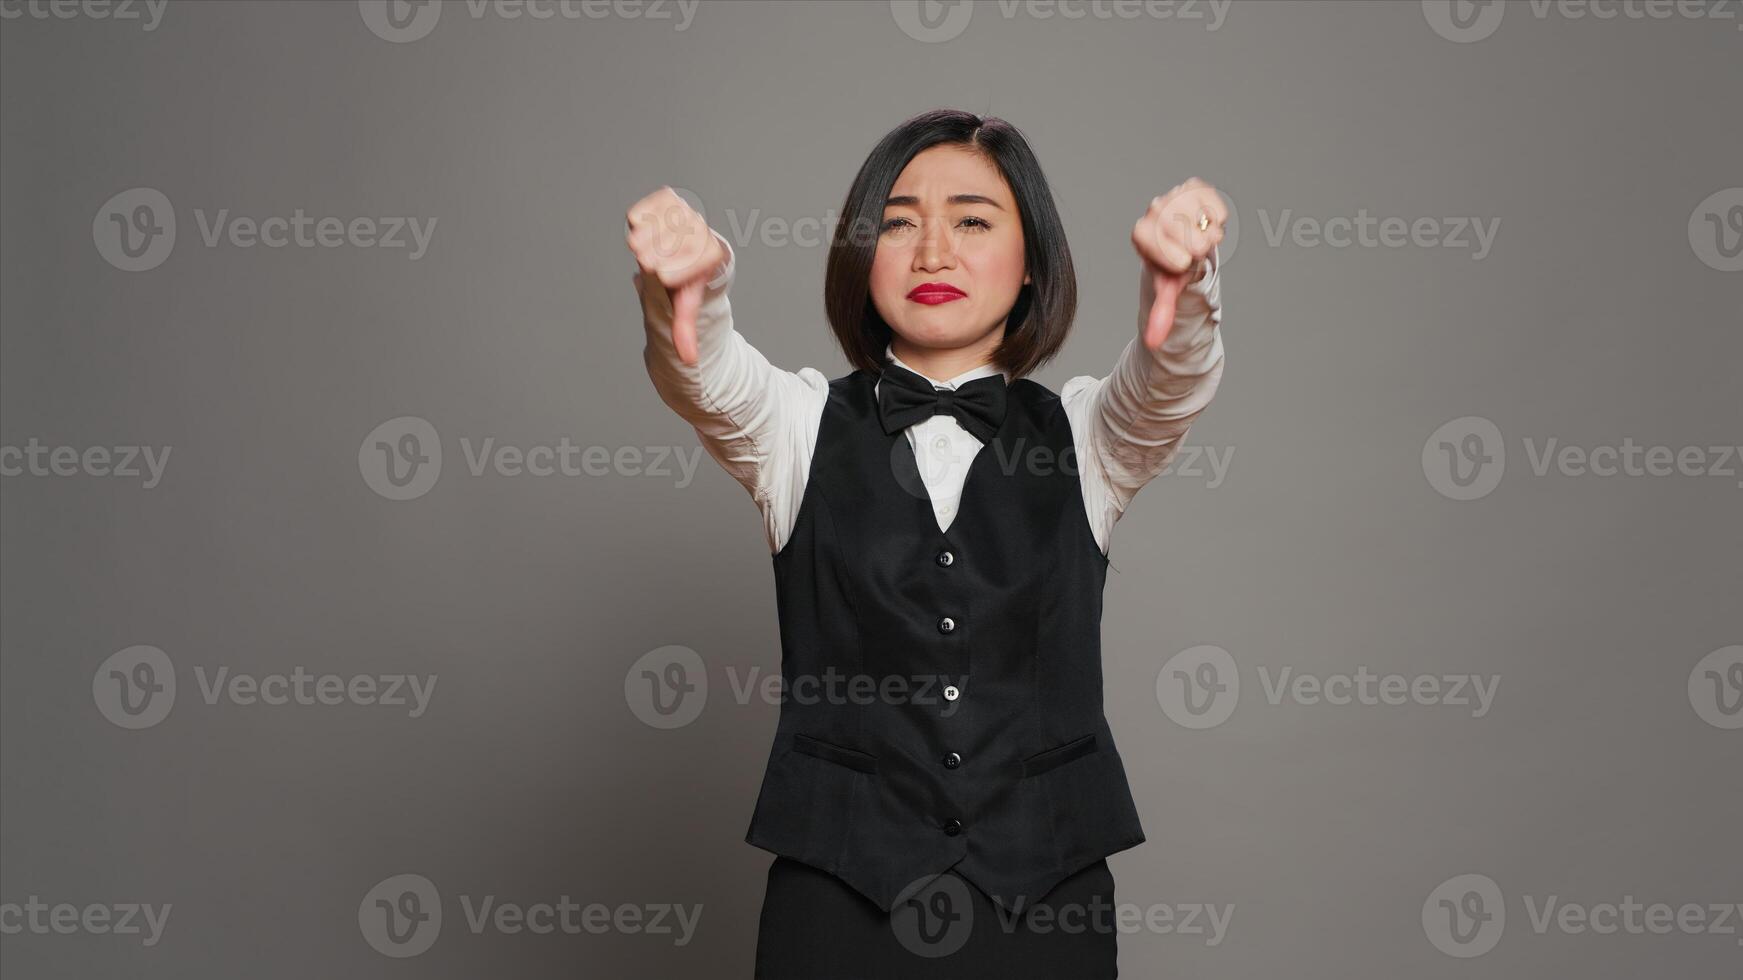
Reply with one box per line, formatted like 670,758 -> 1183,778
891,316 -> 983,349
895,331 -> 972,352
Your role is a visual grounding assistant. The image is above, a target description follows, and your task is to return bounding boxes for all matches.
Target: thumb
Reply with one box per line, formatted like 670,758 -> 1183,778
1143,268 -> 1184,351
670,278 -> 702,366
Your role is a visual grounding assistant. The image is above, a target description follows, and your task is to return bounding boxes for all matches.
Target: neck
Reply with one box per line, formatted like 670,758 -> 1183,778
889,330 -> 1004,383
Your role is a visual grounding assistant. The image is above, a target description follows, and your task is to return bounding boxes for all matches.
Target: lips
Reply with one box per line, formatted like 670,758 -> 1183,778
908,282 -> 967,305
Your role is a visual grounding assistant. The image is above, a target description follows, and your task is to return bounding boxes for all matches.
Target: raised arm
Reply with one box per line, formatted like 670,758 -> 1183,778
627,188 -> 827,554
1061,179 -> 1228,555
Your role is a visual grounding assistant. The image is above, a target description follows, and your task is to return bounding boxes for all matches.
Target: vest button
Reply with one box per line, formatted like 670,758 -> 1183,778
942,818 -> 963,836
937,616 -> 956,634
942,751 -> 962,769
943,685 -> 960,701
935,549 -> 954,567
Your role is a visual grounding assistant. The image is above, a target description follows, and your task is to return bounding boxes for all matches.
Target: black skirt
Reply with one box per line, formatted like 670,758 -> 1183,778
754,856 -> 1120,979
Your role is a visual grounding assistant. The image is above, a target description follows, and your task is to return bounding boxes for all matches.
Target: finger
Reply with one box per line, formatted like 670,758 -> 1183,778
629,200 -> 696,266
1146,223 -> 1196,273
1168,193 -> 1220,256
670,278 -> 702,366
1135,214 -> 1193,273
1144,269 -> 1185,350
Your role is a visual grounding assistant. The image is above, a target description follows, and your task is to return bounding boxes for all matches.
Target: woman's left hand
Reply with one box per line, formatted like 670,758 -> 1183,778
1132,177 -> 1227,350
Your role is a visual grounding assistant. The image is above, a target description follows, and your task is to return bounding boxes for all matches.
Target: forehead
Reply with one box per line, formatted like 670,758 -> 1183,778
887,145 -> 1013,204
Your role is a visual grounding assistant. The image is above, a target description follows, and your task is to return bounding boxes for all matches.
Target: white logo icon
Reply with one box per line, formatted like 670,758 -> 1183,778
360,416 -> 442,500
93,645 -> 176,729
1157,645 -> 1239,729
1423,416 -> 1505,501
890,0 -> 975,43
359,0 -> 441,43
1688,188 -> 1743,273
1689,645 -> 1743,730
625,645 -> 708,729
359,873 -> 442,957
1421,0 -> 1505,43
891,872 -> 975,957
93,188 -> 175,272
1423,873 -> 1505,957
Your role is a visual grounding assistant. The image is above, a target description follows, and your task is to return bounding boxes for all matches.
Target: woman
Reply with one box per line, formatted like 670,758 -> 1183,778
626,109 -> 1226,978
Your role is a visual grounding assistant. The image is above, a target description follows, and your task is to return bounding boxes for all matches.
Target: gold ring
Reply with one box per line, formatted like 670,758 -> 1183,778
1196,211 -> 1212,232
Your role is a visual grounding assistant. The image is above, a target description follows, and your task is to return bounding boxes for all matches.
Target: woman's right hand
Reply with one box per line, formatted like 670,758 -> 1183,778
626,186 -> 728,366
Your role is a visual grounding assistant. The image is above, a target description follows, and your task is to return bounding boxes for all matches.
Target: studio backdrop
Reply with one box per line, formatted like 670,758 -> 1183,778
1,1 -> 1738,978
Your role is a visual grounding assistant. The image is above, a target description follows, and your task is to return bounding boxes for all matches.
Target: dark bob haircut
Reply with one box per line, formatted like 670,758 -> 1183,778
823,109 -> 1077,380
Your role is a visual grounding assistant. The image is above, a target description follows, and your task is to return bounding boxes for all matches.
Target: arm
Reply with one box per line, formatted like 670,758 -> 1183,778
1062,245 -> 1225,555
637,230 -> 828,554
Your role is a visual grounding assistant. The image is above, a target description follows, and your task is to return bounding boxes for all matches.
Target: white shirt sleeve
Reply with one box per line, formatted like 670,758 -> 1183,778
1061,245 -> 1226,556
637,230 -> 830,555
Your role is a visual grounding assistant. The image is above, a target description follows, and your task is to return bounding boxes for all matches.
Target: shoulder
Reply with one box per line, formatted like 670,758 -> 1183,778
744,364 -> 830,418
826,367 -> 868,389
1058,373 -> 1104,408
1011,376 -> 1059,406
822,367 -> 868,401
786,366 -> 833,417
1006,377 -> 1074,433
1015,374 -> 1108,412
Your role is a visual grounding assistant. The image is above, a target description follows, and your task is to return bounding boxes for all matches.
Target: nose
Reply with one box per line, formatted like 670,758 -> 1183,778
913,218 -> 958,273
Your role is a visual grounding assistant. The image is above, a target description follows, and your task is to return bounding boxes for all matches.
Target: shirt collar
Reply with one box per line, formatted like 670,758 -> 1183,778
882,341 -> 1009,389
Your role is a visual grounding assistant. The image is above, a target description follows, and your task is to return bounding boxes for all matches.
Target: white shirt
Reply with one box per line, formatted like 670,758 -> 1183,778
637,230 -> 1225,556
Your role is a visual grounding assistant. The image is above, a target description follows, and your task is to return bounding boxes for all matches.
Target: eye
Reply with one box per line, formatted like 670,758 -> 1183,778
880,216 -> 992,233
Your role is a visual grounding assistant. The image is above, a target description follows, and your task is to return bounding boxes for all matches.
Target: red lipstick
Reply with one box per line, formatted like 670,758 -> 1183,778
907,282 -> 967,305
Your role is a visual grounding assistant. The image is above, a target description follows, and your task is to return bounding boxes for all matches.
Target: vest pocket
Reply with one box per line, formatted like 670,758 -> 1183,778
791,732 -> 879,774
1019,733 -> 1099,777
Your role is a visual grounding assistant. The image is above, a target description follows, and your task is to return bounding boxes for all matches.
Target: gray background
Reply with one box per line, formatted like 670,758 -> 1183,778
3,0 -> 1739,976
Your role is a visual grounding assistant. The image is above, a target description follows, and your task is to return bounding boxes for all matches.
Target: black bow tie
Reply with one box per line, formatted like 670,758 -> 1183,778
876,360 -> 1007,444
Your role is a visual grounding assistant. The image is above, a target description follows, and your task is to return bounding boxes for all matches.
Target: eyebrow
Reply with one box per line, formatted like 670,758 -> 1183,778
884,194 -> 1006,211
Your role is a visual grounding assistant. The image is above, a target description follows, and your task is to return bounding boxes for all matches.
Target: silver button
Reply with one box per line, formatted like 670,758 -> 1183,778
938,616 -> 956,634
943,685 -> 960,701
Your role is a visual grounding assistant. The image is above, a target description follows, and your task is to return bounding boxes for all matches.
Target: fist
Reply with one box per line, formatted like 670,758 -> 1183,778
1131,177 -> 1227,349
626,186 -> 728,365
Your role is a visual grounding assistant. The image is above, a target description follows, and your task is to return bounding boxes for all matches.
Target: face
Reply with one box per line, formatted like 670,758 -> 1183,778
868,145 -> 1030,360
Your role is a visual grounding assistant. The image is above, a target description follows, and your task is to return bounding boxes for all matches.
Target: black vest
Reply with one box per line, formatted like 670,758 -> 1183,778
743,366 -> 1147,914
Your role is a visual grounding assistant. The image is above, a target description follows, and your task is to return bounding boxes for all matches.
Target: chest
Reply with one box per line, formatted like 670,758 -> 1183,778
781,371 -> 1104,607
